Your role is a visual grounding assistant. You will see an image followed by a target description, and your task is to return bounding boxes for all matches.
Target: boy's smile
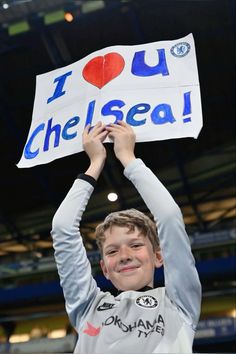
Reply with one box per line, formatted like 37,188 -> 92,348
100,225 -> 163,291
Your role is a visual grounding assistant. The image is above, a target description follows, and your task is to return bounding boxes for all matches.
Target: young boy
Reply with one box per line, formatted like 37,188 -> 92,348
51,121 -> 201,353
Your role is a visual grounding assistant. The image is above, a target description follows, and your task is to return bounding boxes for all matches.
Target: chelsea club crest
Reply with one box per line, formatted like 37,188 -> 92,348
170,42 -> 191,58
135,295 -> 159,309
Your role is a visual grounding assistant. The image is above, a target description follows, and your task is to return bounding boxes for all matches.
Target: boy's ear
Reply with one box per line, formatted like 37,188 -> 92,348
154,248 -> 163,268
100,259 -> 109,279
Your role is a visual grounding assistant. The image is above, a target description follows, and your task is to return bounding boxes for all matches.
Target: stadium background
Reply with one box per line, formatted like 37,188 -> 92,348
0,0 -> 235,352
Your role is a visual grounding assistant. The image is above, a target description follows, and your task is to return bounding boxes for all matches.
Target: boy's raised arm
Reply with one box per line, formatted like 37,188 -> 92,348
51,122 -> 108,328
108,121 -> 201,330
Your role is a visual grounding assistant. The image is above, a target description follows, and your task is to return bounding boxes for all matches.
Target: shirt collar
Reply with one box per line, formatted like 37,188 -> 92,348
117,286 -> 153,295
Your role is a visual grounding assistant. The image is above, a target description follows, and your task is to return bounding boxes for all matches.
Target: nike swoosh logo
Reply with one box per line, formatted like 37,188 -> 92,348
97,303 -> 115,311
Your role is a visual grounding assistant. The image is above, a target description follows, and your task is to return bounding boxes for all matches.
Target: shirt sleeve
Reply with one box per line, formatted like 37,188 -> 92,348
51,178 -> 99,329
124,158 -> 201,329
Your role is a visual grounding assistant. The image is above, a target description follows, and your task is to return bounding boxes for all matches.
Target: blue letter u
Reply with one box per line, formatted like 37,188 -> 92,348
131,49 -> 169,77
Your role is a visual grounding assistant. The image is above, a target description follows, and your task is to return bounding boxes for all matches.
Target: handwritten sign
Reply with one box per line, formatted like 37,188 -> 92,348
17,33 -> 202,168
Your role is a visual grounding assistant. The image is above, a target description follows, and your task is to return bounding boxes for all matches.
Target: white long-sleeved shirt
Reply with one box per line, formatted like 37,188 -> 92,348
51,158 -> 201,353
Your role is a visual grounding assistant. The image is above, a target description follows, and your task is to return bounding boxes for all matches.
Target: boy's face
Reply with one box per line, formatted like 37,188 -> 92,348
100,225 -> 163,291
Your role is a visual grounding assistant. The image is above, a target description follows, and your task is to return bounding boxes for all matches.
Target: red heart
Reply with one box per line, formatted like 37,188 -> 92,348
82,52 -> 125,89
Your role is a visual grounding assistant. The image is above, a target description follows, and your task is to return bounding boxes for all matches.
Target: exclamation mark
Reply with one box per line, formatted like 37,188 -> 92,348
182,91 -> 191,123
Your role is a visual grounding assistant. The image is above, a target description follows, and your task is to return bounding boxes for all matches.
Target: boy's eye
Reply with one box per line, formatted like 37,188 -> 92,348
106,250 -> 117,255
131,243 -> 143,248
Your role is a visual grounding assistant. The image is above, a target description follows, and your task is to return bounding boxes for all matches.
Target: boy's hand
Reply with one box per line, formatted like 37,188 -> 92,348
83,122 -> 108,179
106,120 -> 136,167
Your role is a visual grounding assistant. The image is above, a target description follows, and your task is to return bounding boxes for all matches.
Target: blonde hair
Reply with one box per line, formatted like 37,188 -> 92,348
95,208 -> 159,256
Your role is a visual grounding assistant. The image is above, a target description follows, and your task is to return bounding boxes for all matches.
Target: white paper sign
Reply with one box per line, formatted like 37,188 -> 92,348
17,33 -> 202,168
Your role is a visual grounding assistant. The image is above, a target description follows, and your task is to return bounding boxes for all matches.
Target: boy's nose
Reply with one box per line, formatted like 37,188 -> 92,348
119,246 -> 133,262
